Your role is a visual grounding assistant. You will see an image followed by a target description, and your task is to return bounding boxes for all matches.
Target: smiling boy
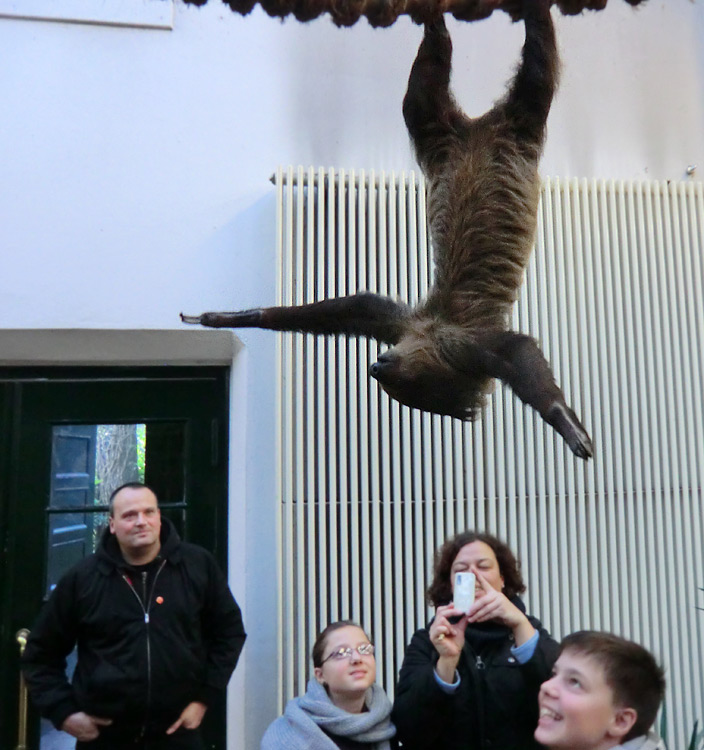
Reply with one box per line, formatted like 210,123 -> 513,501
535,631 -> 666,750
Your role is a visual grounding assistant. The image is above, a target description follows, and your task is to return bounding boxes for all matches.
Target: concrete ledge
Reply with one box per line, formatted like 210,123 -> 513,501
0,0 -> 174,29
0,329 -> 239,366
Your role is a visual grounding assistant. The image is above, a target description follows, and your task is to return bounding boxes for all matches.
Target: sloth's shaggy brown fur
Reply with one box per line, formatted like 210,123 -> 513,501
182,0 -> 593,458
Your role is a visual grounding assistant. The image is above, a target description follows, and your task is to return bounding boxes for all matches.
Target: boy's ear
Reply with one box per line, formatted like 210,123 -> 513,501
608,707 -> 637,740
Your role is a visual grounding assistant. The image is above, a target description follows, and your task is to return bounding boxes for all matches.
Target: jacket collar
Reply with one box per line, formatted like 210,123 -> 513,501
96,516 -> 182,574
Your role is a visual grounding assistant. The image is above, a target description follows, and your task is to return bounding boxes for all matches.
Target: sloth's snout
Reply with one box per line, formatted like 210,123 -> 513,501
370,353 -> 392,381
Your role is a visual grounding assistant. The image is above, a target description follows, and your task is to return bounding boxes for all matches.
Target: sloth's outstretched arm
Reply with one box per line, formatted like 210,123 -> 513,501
402,17 -> 463,169
403,18 -> 453,138
181,292 -> 412,345
477,331 -> 593,459
505,0 -> 558,149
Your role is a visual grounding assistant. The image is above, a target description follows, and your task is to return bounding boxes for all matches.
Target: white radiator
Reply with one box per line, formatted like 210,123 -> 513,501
273,165 -> 704,749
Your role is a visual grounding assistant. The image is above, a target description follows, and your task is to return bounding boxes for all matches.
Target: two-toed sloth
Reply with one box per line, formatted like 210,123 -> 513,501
182,0 -> 593,459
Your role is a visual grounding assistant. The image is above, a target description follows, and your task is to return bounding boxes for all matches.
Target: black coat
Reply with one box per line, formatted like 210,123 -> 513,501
392,608 -> 558,750
22,519 -> 246,739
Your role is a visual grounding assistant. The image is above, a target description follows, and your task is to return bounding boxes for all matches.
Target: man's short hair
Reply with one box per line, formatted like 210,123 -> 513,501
108,482 -> 157,517
560,630 -> 665,741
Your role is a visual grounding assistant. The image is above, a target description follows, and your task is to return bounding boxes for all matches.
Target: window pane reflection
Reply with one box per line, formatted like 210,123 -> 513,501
45,422 -> 184,597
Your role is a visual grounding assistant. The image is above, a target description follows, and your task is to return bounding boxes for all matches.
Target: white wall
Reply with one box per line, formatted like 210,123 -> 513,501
1,1 -> 703,747
2,1 -> 703,330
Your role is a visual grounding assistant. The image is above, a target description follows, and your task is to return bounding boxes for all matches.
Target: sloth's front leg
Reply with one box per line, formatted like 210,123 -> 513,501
181,292 -> 412,344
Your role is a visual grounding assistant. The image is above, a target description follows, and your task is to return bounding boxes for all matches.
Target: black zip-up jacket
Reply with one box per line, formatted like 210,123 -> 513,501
392,607 -> 558,750
22,519 -> 246,739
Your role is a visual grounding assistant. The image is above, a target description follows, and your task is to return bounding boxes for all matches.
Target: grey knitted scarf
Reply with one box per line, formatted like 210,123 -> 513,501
261,679 -> 395,750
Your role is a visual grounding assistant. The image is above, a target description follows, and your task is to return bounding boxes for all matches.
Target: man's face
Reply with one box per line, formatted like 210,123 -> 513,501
534,650 -> 635,750
109,487 -> 161,558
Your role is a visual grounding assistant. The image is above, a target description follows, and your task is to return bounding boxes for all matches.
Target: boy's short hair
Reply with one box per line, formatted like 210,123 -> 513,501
560,631 -> 665,741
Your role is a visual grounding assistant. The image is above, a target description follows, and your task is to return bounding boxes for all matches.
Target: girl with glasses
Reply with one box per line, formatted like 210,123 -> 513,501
261,621 -> 396,749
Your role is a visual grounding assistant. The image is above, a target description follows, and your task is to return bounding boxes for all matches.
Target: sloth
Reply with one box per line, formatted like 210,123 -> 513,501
182,0 -> 593,459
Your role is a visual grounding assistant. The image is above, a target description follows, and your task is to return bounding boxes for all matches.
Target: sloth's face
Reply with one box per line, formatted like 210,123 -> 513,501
369,343 -> 474,420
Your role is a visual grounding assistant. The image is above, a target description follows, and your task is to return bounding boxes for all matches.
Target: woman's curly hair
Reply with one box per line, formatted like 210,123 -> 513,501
427,530 -> 526,607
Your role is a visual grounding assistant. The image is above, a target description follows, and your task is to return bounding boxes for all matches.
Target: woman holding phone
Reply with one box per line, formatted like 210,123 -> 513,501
392,530 -> 558,750
261,620 -> 396,749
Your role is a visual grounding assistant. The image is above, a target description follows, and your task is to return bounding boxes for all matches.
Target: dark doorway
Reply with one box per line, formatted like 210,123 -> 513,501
0,367 -> 230,750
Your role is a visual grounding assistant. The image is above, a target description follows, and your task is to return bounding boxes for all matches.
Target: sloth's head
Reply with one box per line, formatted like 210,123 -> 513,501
369,329 -> 489,420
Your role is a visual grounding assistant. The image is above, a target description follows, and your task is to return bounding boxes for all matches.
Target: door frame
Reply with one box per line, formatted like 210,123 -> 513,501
0,328 -> 247,750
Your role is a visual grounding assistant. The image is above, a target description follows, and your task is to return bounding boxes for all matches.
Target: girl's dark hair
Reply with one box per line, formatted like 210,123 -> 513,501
427,530 -> 525,607
311,620 -> 369,668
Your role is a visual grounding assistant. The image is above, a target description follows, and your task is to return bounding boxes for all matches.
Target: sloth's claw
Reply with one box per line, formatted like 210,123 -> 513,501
180,313 -> 202,325
547,402 -> 594,460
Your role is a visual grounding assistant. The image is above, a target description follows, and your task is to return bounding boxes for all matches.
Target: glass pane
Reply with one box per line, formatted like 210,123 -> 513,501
45,511 -> 108,592
45,422 -> 185,596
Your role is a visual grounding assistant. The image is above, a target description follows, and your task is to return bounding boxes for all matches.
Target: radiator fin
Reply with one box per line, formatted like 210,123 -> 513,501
274,167 -> 704,748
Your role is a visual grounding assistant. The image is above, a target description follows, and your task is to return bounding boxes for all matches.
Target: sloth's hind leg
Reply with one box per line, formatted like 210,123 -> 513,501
480,331 -> 593,459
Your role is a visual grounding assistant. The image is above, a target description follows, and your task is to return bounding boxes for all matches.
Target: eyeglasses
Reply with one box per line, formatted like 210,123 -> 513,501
321,643 -> 375,664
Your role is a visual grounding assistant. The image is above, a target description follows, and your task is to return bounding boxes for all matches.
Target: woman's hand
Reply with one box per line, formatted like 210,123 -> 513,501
429,604 -> 469,682
468,572 -> 536,646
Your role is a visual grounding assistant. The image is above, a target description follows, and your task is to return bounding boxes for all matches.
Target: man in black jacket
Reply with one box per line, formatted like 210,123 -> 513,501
22,482 -> 247,749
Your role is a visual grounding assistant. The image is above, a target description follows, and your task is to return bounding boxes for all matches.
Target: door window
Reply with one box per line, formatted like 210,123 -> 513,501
46,422 -> 190,597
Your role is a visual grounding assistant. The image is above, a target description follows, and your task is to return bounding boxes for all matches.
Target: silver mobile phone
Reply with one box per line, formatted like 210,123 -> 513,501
454,571 -> 476,613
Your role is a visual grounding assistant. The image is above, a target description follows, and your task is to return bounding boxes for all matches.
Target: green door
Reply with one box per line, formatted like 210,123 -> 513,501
0,367 -> 230,750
